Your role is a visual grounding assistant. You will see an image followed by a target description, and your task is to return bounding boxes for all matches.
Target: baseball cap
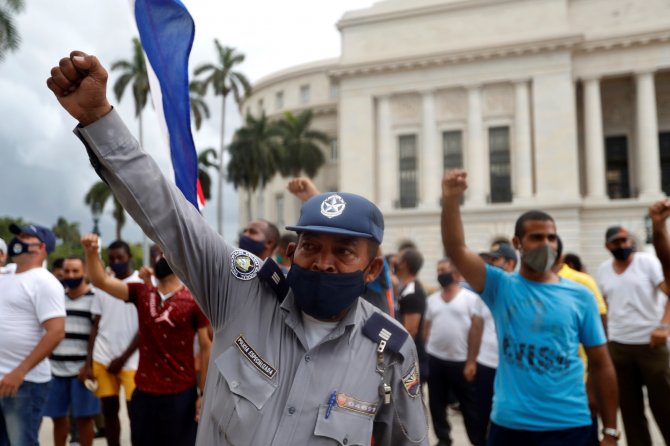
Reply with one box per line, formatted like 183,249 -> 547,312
0,238 -> 6,255
286,192 -> 384,244
605,226 -> 629,243
487,243 -> 517,262
9,223 -> 57,254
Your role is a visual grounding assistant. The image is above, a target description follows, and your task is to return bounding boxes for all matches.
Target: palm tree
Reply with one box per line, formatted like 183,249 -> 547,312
84,181 -> 126,240
189,81 -> 210,131
197,148 -> 218,201
227,113 -> 280,221
111,37 -> 150,149
52,217 -> 80,247
275,110 -> 329,178
0,0 -> 25,62
193,40 -> 251,235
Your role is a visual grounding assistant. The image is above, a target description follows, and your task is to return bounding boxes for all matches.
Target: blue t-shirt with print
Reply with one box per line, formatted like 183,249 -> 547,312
481,265 -> 606,431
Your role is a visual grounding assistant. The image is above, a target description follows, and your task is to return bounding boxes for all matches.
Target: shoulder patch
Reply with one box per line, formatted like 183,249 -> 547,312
258,259 -> 289,302
402,362 -> 421,398
362,312 -> 408,354
230,249 -> 261,281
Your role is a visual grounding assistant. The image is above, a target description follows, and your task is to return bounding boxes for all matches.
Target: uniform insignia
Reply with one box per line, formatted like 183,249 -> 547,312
335,392 -> 378,416
402,363 -> 420,398
230,249 -> 260,280
235,335 -> 277,379
320,194 -> 346,218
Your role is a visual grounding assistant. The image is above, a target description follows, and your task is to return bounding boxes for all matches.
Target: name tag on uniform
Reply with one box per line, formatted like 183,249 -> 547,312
335,392 -> 378,416
235,335 -> 277,379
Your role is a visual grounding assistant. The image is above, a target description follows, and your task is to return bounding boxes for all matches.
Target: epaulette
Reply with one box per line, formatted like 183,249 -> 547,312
258,258 -> 289,303
362,312 -> 408,354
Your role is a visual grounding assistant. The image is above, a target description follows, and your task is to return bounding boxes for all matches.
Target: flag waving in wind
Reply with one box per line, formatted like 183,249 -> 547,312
133,0 -> 205,210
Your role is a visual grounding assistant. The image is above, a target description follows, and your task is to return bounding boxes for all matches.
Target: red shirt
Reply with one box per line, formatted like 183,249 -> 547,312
127,283 -> 209,394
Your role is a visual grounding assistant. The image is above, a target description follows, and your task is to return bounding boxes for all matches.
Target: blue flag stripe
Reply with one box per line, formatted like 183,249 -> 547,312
135,0 -> 199,209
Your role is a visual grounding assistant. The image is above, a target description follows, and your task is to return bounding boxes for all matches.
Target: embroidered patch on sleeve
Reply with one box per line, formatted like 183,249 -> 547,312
230,249 -> 260,280
335,392 -> 378,416
402,363 -> 420,398
235,335 -> 277,379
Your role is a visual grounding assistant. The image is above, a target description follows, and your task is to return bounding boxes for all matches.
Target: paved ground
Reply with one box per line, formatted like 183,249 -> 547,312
39,391 -> 664,445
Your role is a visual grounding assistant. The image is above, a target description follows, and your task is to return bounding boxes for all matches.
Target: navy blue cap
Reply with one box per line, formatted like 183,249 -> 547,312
487,242 -> 517,262
286,192 -> 384,244
9,223 -> 56,254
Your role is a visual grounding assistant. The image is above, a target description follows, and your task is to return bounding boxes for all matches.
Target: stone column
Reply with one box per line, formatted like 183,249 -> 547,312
635,70 -> 662,199
377,95 -> 395,210
514,80 -> 533,202
420,90 -> 440,208
583,77 -> 607,201
466,85 -> 486,205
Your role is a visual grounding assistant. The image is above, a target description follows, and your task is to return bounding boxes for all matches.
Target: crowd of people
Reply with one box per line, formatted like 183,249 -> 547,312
0,50 -> 669,446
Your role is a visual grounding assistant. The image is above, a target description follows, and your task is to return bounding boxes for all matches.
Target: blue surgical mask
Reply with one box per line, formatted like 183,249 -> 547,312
286,264 -> 367,320
110,261 -> 130,278
239,235 -> 266,256
63,277 -> 84,289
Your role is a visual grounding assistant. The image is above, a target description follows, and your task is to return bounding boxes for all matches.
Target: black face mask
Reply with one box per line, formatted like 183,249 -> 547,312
239,235 -> 266,257
8,238 -> 34,257
437,272 -> 454,288
63,277 -> 84,289
610,247 -> 634,261
286,264 -> 367,320
154,257 -> 174,280
110,261 -> 130,278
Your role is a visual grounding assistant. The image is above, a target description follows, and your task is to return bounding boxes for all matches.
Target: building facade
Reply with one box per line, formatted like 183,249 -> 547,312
241,0 -> 670,287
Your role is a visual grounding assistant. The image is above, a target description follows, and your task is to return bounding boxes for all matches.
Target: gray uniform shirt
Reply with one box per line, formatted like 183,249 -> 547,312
75,109 -> 428,446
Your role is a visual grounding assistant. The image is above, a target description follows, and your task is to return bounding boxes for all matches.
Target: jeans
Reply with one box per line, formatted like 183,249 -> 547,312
0,380 -> 50,446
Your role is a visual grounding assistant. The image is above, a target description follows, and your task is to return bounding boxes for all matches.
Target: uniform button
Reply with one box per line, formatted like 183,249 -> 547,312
288,407 -> 296,414
230,381 -> 239,388
343,437 -> 348,444
305,354 -> 312,362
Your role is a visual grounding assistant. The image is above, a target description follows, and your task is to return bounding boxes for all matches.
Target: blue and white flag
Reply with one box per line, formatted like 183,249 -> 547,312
133,0 -> 205,210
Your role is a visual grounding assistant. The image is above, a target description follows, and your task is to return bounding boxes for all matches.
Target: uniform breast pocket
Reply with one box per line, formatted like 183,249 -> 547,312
313,404 -> 374,446
210,346 -> 278,445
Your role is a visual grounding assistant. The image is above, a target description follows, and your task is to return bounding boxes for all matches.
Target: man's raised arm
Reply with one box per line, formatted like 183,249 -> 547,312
649,199 -> 670,345
47,52 -> 231,321
441,170 -> 487,292
81,233 -> 129,301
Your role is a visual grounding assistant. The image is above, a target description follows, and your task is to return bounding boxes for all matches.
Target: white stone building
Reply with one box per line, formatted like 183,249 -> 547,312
240,0 -> 670,287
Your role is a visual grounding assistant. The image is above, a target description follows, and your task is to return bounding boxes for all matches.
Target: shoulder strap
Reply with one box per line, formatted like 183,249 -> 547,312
362,312 -> 408,354
258,259 -> 289,303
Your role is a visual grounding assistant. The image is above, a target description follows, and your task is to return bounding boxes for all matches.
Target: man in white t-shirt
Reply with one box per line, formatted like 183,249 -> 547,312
83,239 -> 140,446
0,223 -> 66,445
596,225 -> 670,445
423,258 -> 484,446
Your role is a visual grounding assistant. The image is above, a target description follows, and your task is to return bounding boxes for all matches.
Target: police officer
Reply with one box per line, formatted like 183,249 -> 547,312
48,51 -> 429,446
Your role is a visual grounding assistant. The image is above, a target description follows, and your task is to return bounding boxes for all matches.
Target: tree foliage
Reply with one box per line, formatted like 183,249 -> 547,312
274,110 -> 329,178
0,0 -> 25,62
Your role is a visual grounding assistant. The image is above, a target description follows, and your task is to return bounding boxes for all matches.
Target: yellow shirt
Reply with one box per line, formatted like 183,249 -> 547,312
558,264 -> 607,381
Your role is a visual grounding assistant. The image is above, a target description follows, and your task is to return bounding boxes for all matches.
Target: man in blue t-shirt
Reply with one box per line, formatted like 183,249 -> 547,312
440,170 -> 619,446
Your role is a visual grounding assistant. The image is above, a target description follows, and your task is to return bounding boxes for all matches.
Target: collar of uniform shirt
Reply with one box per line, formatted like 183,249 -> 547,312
281,291 -> 364,345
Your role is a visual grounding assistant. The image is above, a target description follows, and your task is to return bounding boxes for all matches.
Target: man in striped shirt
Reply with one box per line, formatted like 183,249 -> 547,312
43,256 -> 101,446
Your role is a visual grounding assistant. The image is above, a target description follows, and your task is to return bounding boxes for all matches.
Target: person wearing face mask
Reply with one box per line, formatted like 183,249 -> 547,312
0,223 -> 66,446
441,170 -> 619,446
239,219 -> 279,260
81,234 -> 211,446
424,258 -> 485,446
596,225 -> 670,445
81,239 -> 140,446
43,255 -> 101,446
50,51 -> 428,445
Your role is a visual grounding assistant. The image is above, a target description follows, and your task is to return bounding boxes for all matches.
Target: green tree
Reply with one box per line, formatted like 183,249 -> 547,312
111,37 -> 150,150
0,216 -> 26,243
198,148 -> 218,201
84,181 -> 126,240
189,81 -> 210,131
275,110 -> 329,178
193,40 -> 251,235
49,217 -> 83,265
0,0 -> 24,62
227,112 -> 280,221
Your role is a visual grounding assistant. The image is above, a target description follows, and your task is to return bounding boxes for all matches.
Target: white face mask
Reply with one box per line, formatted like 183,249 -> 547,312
520,244 -> 557,273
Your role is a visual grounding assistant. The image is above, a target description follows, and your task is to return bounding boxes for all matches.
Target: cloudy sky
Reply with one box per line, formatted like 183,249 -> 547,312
0,0 -> 377,245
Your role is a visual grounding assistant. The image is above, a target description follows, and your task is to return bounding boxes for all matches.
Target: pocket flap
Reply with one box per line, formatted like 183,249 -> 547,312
215,347 -> 277,410
314,404 -> 373,446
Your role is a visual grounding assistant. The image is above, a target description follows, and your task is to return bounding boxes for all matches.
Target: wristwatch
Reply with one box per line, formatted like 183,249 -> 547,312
602,427 -> 621,440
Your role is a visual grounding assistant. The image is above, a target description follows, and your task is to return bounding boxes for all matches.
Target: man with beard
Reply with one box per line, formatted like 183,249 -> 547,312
596,225 -> 670,444
48,51 -> 428,446
441,169 -> 619,445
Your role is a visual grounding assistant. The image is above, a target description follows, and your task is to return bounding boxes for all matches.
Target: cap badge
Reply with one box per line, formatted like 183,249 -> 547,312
321,194 -> 346,219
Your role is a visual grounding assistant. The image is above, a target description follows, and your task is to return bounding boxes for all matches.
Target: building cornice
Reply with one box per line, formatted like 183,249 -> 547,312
577,27 -> 670,53
251,59 -> 340,92
264,102 -> 337,120
329,34 -> 583,79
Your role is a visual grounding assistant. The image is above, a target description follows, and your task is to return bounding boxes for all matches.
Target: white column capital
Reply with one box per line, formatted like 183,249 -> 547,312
634,68 -> 657,78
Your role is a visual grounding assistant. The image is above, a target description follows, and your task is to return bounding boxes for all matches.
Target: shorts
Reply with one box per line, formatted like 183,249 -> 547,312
92,360 -> 136,401
43,376 -> 100,418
